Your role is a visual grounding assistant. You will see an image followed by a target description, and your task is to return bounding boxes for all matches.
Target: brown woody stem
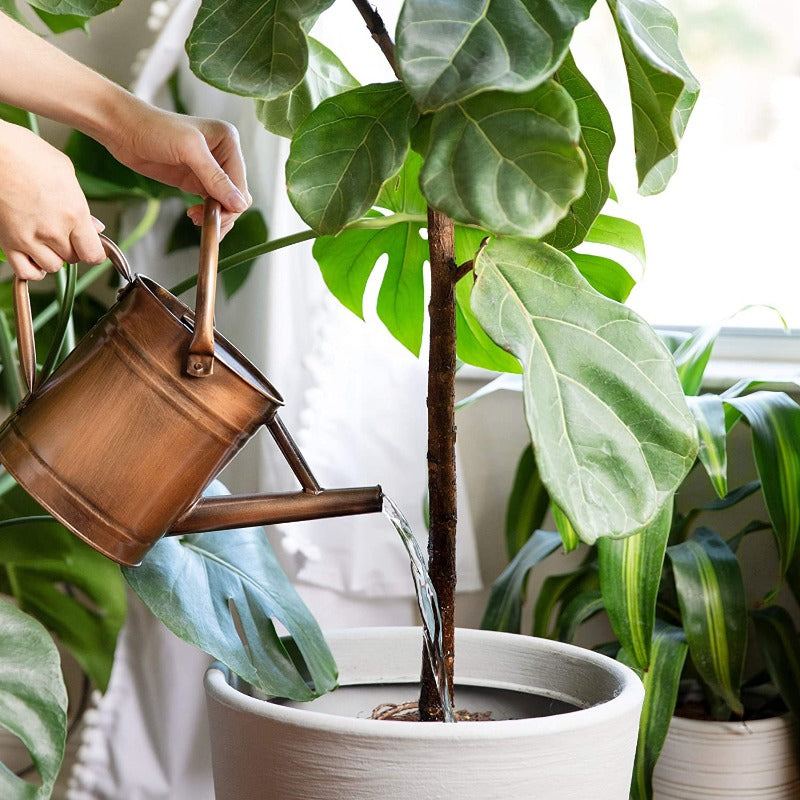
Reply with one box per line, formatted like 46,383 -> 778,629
351,0 -> 399,77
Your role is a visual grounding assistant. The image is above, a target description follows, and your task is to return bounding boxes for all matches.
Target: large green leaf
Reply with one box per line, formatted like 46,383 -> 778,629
480,530 -> 561,633
566,253 -> 635,302
667,528 -> 747,716
546,52 -> 615,251
751,605 -> 800,721
254,38 -> 359,139
687,394 -> 728,498
24,0 -> 118,16
505,446 -> 549,558
187,0 -> 335,99
725,392 -> 800,575
471,237 -> 698,543
287,82 -> 418,234
621,623 -> 688,800
396,0 -> 596,112
598,498 -> 671,670
0,597 -> 67,800
583,212 -> 646,270
123,485 -> 337,701
0,488 -> 126,692
420,82 -> 586,238
607,0 -> 699,195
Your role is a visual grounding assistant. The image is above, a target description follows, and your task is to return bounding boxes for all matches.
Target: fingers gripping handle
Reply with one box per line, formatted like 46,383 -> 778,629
185,199 -> 220,377
12,234 -> 133,395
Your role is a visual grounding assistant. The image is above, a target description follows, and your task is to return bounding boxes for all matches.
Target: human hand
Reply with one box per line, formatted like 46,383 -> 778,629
101,101 -> 251,238
0,121 -> 106,280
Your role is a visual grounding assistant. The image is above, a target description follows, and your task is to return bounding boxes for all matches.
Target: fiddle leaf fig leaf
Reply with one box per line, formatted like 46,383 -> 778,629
255,38 -> 359,139
187,0 -> 335,99
687,394 -> 728,498
471,238 -> 698,544
420,82 -> 586,237
124,485 -> 337,701
32,8 -> 90,32
24,0 -> 119,16
480,530 -> 561,634
287,82 -> 418,235
621,623 -> 688,800
566,253 -> 635,302
724,392 -> 800,575
0,597 -> 67,800
607,0 -> 699,195
584,213 -> 646,270
396,0 -> 597,112
546,52 -> 615,251
598,499 -> 672,670
668,528 -> 747,716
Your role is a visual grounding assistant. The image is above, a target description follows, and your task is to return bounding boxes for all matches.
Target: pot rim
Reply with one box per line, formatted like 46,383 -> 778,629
667,712 -> 797,736
205,627 -> 644,741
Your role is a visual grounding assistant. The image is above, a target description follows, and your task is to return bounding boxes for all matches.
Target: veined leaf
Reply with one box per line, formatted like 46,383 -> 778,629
546,52 -> 615,251
552,503 -> 580,553
566,252 -> 635,303
687,394 -> 727,498
255,38 -> 358,138
724,392 -> 800,574
480,530 -> 561,633
751,605 -> 800,722
607,0 -> 699,195
583,213 -> 646,270
598,499 -> 671,670
668,528 -> 747,716
187,0 -> 335,99
25,0 -> 119,16
621,623 -> 688,800
672,323 -> 721,396
505,446 -> 550,559
533,564 -> 598,638
287,82 -> 418,235
0,597 -> 67,800
420,82 -> 586,238
471,238 -> 698,544
555,589 -> 604,642
124,484 -> 337,701
32,7 -> 89,32
396,0 -> 596,112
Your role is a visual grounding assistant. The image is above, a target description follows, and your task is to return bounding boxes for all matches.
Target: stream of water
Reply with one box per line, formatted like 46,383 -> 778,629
382,496 -> 456,723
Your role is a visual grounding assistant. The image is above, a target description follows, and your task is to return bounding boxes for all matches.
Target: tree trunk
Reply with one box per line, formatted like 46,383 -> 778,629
418,207 -> 458,721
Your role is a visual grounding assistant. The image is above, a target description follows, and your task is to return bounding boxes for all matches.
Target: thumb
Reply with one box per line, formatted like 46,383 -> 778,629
185,143 -> 248,213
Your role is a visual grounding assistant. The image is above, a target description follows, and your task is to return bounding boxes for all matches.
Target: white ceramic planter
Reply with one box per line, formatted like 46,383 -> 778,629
653,714 -> 800,799
205,627 -> 644,800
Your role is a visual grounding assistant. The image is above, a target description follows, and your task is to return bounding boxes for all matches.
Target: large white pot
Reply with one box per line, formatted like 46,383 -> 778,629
205,627 -> 644,800
653,714 -> 800,799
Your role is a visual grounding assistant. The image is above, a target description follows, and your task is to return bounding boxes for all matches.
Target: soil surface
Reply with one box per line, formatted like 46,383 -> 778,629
371,702 -> 492,722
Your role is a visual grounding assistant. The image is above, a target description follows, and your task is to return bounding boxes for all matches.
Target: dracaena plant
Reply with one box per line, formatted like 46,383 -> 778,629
24,0 -> 703,721
482,324 -> 800,800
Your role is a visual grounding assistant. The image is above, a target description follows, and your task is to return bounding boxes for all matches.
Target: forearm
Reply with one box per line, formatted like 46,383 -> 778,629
0,11 -> 139,143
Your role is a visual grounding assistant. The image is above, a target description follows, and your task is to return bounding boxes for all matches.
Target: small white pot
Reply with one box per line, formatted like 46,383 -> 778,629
653,714 -> 800,799
205,627 -> 644,800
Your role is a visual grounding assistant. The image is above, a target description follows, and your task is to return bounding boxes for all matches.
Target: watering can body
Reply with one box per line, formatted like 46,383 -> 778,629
0,202 -> 382,566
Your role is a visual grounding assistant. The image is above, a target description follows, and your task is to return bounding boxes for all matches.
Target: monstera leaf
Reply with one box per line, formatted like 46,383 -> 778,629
123,484 -> 336,701
0,597 -> 67,800
607,0 -> 699,194
396,0 -> 597,111
471,237 -> 698,544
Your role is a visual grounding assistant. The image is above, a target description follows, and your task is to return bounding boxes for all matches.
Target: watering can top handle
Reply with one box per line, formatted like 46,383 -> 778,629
12,233 -> 134,395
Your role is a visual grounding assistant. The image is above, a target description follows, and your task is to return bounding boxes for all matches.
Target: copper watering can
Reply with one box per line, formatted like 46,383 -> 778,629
0,200 -> 383,567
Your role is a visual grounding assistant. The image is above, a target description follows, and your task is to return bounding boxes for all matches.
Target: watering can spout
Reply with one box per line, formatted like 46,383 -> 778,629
169,485 -> 384,535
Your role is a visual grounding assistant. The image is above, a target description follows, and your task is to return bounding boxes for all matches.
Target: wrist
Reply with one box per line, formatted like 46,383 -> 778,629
67,79 -> 144,148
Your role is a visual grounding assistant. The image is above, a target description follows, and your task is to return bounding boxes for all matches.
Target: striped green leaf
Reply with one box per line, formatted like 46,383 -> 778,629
505,446 -> 550,558
552,503 -> 580,554
287,82 -> 418,235
187,0 -> 335,99
480,530 -> 561,633
724,392 -> 800,575
555,589 -> 604,642
471,237 -> 698,544
687,394 -> 727,498
607,0 -> 699,195
396,0 -> 597,112
545,52 -> 615,251
533,565 -> 598,638
787,549 -> 800,610
751,605 -> 800,721
598,499 -> 672,670
672,324 -> 721,396
620,623 -> 688,800
667,528 -> 747,715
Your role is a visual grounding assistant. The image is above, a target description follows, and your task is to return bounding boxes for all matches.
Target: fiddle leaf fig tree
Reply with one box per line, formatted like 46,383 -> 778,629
30,0 -> 700,721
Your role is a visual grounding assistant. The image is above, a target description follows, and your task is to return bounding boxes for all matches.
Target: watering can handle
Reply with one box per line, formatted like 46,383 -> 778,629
184,198 -> 221,378
12,234 -> 133,395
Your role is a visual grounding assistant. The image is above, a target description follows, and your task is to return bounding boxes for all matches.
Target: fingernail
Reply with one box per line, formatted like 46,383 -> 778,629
230,189 -> 248,212
91,216 -> 106,232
